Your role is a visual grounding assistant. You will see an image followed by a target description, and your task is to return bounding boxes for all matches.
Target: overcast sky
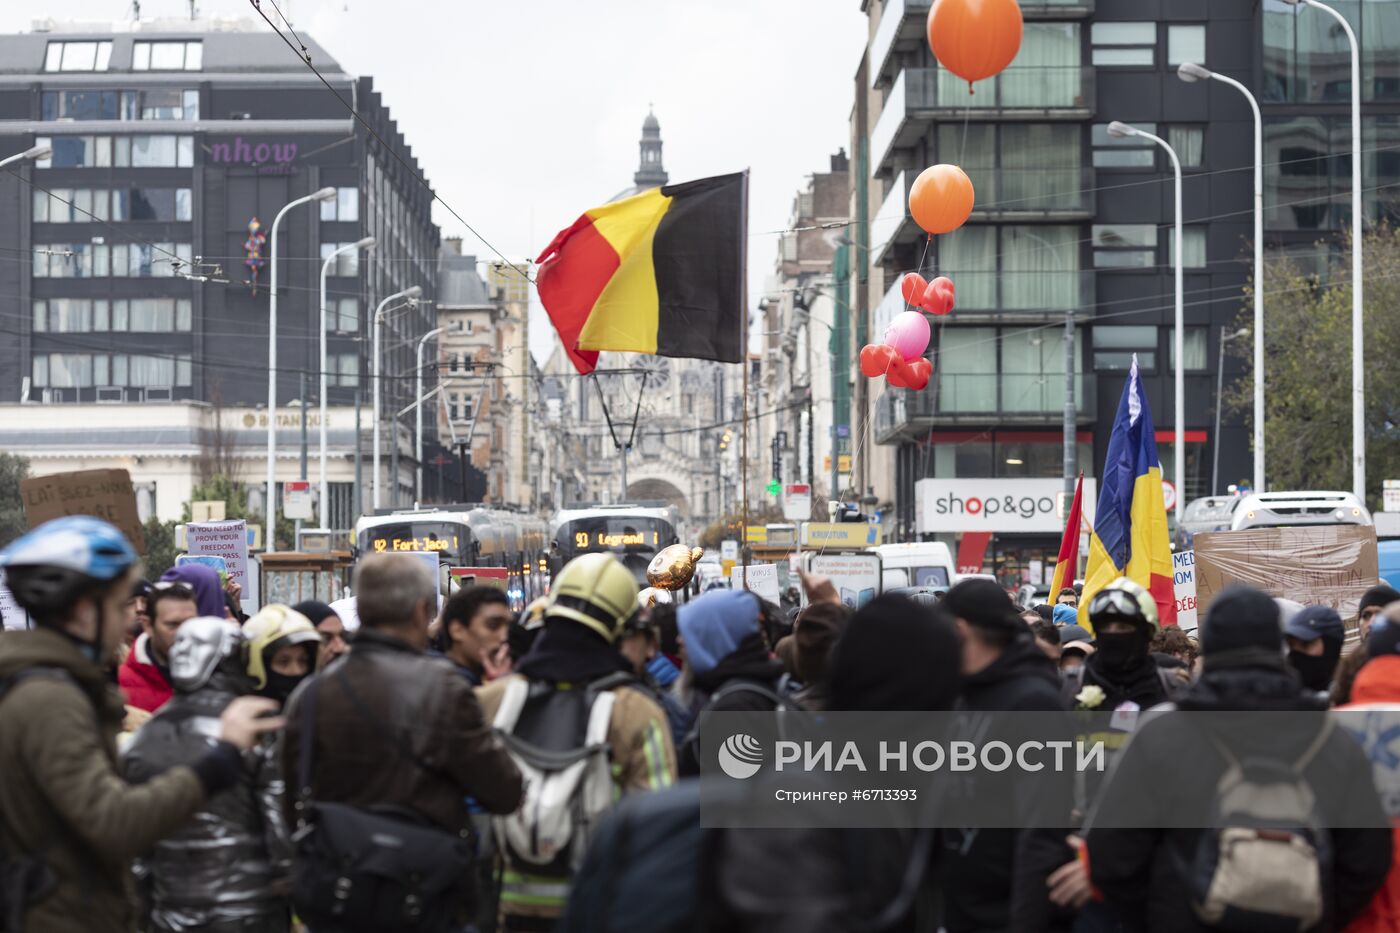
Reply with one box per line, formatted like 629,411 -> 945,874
3,0 -> 868,363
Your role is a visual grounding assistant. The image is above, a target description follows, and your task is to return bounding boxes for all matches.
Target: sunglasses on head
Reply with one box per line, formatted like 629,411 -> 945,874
150,581 -> 195,598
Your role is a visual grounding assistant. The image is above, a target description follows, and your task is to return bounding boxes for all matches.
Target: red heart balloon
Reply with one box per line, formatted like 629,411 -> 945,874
900,272 -> 929,306
920,276 -> 956,316
859,343 -> 898,378
885,355 -> 933,391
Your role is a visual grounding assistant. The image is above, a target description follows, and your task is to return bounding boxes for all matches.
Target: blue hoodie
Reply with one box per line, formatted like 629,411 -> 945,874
676,590 -> 761,676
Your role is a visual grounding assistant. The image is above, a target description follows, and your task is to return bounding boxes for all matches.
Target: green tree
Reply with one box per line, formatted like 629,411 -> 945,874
1225,225 -> 1400,509
141,517 -> 179,578
0,453 -> 29,547
182,476 -> 295,550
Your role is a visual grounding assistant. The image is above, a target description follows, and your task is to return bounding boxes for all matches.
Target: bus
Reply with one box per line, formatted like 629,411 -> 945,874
354,506 -> 551,607
549,504 -> 681,586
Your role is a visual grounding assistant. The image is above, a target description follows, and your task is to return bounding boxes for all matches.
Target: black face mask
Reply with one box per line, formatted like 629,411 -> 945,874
261,670 -> 309,707
1093,627 -> 1152,674
1287,650 -> 1337,692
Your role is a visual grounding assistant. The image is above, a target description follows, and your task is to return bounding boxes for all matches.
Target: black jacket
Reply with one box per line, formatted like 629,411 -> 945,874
943,635 -> 1075,933
679,633 -> 785,777
1085,664 -> 1392,933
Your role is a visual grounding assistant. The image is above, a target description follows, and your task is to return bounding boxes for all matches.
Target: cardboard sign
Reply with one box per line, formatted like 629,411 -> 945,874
20,468 -> 145,553
186,520 -> 255,612
1173,549 -> 1198,632
730,564 -> 781,604
1194,525 -> 1379,639
807,553 -> 882,609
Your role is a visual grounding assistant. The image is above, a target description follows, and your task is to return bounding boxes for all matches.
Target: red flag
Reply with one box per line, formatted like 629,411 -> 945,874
1049,473 -> 1083,604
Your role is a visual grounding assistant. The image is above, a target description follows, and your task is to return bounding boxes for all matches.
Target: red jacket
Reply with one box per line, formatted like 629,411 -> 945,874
1343,655 -> 1400,933
118,632 -> 172,713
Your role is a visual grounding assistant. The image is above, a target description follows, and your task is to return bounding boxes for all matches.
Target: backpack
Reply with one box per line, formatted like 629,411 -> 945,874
1186,720 -> 1333,932
678,679 -> 799,775
491,672 -> 633,874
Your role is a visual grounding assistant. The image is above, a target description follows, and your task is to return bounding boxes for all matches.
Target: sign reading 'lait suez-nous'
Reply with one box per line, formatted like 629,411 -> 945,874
915,478 -> 1098,534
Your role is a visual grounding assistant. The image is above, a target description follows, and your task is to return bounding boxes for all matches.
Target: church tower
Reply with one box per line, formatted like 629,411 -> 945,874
634,107 -> 668,188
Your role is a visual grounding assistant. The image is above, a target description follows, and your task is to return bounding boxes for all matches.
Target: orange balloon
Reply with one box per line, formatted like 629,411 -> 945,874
908,164 -> 975,235
927,0 -> 1024,88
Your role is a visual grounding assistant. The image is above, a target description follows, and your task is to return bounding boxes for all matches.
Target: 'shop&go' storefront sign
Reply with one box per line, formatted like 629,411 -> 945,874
915,478 -> 1097,534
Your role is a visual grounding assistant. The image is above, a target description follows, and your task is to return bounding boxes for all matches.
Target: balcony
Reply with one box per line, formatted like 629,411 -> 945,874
873,167 -> 1095,266
874,372 -> 1096,443
1019,0 -> 1095,17
871,66 -> 1095,178
871,259 -> 1094,325
870,0 -> 933,90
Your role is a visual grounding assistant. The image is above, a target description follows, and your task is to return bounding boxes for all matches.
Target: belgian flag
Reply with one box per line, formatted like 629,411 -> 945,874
535,171 -> 746,374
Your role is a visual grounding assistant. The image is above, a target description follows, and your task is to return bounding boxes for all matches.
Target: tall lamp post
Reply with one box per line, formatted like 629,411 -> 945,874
415,325 -> 446,505
0,144 -> 52,171
265,186 -> 336,554
1107,122 -> 1185,525
1178,62 -> 1266,493
319,235 -> 375,529
372,285 -> 423,509
1212,327 -> 1252,496
1282,0 -> 1364,499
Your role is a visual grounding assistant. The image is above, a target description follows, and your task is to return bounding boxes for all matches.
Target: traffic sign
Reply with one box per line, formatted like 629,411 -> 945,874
721,539 -> 739,561
1161,479 -> 1177,514
783,484 -> 812,521
283,481 -> 313,520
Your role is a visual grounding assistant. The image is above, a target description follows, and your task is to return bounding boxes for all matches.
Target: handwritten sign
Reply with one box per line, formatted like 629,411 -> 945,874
20,468 -> 145,553
730,564 -> 781,604
1173,549 -> 1198,632
1195,525 -> 1378,643
186,520 -> 254,612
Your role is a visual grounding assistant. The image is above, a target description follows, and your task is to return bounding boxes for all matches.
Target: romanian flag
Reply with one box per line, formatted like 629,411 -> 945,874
535,171 -> 747,374
1079,356 -> 1177,632
1049,473 -> 1084,605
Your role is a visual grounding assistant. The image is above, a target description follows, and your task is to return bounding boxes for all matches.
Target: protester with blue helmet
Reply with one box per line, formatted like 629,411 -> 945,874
0,516 -> 283,933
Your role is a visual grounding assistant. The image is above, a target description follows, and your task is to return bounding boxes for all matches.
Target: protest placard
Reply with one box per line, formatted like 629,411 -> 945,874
186,519 -> 255,612
730,564 -> 781,604
20,468 -> 145,553
1194,525 -> 1378,638
0,570 -> 30,631
807,552 -> 883,609
1173,549 -> 1198,632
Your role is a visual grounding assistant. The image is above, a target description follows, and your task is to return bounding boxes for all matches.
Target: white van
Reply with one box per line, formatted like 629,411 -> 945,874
874,542 -> 955,592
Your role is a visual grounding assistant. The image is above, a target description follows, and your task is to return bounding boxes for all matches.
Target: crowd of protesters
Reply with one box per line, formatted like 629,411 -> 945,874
5,515 -> 1400,931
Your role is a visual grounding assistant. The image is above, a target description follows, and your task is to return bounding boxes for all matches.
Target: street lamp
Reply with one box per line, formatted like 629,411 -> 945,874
1107,121 -> 1185,525
318,235 -> 375,528
1280,0 -> 1364,499
372,285 -> 423,509
1212,327 -> 1252,496
0,144 -> 52,170
415,325 -> 446,505
265,186 -> 336,554
1178,62 -> 1265,494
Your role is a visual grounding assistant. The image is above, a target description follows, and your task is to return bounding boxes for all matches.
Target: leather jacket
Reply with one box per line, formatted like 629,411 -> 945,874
122,672 -> 292,932
280,628 -> 523,832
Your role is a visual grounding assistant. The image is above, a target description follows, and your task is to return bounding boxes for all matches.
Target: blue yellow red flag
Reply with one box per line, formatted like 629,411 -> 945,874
1078,356 -> 1177,632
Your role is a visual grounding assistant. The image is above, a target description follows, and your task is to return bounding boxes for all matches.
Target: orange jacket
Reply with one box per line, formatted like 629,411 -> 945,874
1342,655 -> 1400,933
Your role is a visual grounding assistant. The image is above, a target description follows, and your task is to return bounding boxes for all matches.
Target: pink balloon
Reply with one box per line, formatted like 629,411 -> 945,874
884,310 -> 930,362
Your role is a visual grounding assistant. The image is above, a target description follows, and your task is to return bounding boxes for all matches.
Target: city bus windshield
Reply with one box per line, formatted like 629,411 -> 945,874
556,516 -> 677,556
359,521 -> 469,564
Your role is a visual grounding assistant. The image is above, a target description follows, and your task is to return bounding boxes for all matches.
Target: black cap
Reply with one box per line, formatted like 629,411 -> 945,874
1282,605 -> 1345,645
943,579 -> 1023,637
1360,584 -> 1400,615
1059,623 -> 1092,645
1368,616 -> 1400,659
1200,585 -> 1282,669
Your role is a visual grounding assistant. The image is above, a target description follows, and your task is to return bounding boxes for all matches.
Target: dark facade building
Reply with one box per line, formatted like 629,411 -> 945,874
0,20 -> 438,428
860,0 -> 1400,583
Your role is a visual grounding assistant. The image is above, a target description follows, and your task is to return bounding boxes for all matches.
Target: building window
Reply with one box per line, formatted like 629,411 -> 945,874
32,299 -> 190,334
1168,327 -> 1210,371
1093,326 -> 1157,371
938,224 -> 1082,311
1168,227 -> 1208,269
35,135 -> 193,168
319,243 -> 361,277
320,188 -> 359,222
1091,22 -> 1155,66
44,41 -> 113,72
330,354 -> 359,387
137,88 -> 199,120
42,90 -> 123,121
461,395 -> 474,420
33,187 -> 190,222
132,41 -> 203,71
326,298 -> 359,333
34,242 -> 193,278
1092,122 -> 1158,168
1093,224 -> 1156,268
1168,25 -> 1206,67
31,352 -> 190,387
112,298 -> 194,331
1166,125 -> 1205,169
463,318 -> 474,335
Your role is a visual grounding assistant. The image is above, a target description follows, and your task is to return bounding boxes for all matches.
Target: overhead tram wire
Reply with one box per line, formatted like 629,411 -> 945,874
247,0 -> 533,285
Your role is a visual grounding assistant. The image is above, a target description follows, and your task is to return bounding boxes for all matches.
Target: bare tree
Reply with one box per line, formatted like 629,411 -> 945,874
195,381 -> 241,485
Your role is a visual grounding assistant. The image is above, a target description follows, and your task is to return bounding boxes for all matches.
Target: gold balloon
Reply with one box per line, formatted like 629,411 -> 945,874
646,544 -> 705,590
637,586 -> 674,609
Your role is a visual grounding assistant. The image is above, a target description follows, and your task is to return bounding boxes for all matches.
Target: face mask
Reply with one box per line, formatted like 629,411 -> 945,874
261,670 -> 308,706
1287,650 -> 1336,692
1094,628 -> 1151,673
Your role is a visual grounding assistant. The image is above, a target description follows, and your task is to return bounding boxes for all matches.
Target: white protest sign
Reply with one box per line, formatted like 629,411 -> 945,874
0,570 -> 31,631
1173,548 -> 1198,632
808,553 -> 883,609
186,519 -> 256,612
730,563 -> 781,604
329,595 -> 359,633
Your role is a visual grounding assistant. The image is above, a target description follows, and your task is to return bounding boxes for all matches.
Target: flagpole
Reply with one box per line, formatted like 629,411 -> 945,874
740,169 -> 751,591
